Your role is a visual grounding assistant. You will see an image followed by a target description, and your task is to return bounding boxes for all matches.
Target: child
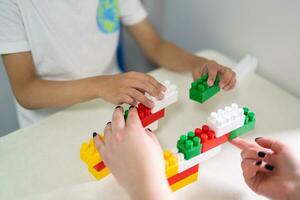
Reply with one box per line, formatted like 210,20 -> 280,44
0,0 -> 236,127
93,107 -> 300,200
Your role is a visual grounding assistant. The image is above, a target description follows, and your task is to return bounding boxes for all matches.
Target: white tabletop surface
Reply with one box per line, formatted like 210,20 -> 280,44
1,50 -> 300,200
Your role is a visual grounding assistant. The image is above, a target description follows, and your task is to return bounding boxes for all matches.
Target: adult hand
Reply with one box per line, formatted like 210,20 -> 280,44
93,106 -> 172,200
231,137 -> 300,200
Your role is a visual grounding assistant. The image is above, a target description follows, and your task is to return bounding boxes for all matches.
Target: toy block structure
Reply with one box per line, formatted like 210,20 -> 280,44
147,80 -> 178,113
79,77 -> 256,193
207,104 -> 245,137
189,73 -> 220,103
124,80 -> 178,131
177,131 -> 201,160
229,107 -> 256,141
80,135 -> 110,180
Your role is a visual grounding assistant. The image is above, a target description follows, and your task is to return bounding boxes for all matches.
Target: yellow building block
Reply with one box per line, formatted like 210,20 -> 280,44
80,138 -> 102,167
164,150 -> 178,178
88,166 -> 111,180
170,173 -> 198,192
80,134 -> 111,180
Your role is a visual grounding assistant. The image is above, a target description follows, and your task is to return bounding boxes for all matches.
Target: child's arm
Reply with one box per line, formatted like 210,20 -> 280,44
127,19 -> 236,91
231,137 -> 300,200
3,52 -> 165,109
93,107 -> 172,200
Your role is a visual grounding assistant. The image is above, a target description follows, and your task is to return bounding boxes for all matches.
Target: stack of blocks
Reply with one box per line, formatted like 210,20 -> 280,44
79,75 -> 256,192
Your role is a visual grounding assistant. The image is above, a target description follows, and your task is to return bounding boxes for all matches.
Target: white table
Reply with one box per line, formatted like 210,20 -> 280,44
1,50 -> 300,200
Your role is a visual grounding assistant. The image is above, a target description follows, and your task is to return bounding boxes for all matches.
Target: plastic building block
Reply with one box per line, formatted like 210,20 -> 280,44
80,135 -> 111,180
170,173 -> 198,192
207,103 -> 245,137
137,103 -> 165,127
195,125 -> 229,153
230,107 -> 256,141
177,131 -> 201,160
168,164 -> 199,185
164,150 -> 179,178
80,138 -> 102,167
189,73 -> 220,103
147,80 -> 178,113
124,104 -> 165,128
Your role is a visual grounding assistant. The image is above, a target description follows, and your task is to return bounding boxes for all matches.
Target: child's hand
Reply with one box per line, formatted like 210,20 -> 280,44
231,137 -> 300,200
192,59 -> 236,91
93,107 -> 172,200
99,72 -> 166,108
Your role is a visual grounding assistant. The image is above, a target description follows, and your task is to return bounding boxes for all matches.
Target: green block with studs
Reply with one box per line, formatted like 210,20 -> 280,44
189,73 -> 220,103
229,107 -> 256,141
177,131 -> 202,160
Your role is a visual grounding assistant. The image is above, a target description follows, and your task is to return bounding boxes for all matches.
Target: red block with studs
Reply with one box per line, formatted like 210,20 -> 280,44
195,125 -> 229,153
137,103 -> 165,127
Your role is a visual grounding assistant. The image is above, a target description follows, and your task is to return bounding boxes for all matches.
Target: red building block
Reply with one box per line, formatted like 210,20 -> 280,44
168,164 -> 199,185
137,103 -> 165,127
93,161 -> 106,172
195,125 -> 229,153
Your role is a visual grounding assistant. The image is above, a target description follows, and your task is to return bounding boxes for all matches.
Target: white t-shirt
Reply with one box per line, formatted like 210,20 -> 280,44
0,0 -> 147,128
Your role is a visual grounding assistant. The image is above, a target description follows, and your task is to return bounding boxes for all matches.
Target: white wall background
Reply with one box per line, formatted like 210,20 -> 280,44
163,0 -> 300,98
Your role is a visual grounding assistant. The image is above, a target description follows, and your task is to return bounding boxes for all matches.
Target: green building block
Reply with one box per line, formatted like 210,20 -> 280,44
189,73 -> 220,103
177,131 -> 202,160
124,109 -> 129,120
229,107 -> 256,141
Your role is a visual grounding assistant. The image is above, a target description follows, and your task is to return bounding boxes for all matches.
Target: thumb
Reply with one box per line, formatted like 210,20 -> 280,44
93,132 -> 105,157
255,137 -> 284,153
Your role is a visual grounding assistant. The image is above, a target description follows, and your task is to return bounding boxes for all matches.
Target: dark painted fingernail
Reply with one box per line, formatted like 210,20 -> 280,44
265,164 -> 274,171
147,128 -> 152,132
258,151 -> 266,158
256,160 -> 262,166
255,137 -> 263,141
115,106 -> 122,109
106,121 -> 111,125
93,132 -> 97,138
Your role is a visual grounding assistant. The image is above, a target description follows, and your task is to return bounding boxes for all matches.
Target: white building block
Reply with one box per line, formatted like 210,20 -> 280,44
177,146 -> 222,173
207,103 -> 245,137
146,80 -> 178,113
145,121 -> 158,131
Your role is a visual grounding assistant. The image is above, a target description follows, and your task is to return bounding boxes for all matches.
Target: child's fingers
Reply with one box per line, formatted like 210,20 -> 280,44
219,68 -> 233,89
127,88 -> 154,109
255,137 -> 284,154
126,107 -> 142,127
111,106 -> 125,133
120,94 -> 136,106
144,74 -> 166,92
230,137 -> 254,150
224,78 -> 236,91
93,132 -> 105,158
130,79 -> 162,100
207,65 -> 218,86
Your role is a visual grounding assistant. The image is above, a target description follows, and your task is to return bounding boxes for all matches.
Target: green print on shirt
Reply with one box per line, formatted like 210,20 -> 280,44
97,0 -> 120,33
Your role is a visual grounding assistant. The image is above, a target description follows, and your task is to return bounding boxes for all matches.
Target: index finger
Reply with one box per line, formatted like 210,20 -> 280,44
126,107 -> 143,127
230,137 -> 254,150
